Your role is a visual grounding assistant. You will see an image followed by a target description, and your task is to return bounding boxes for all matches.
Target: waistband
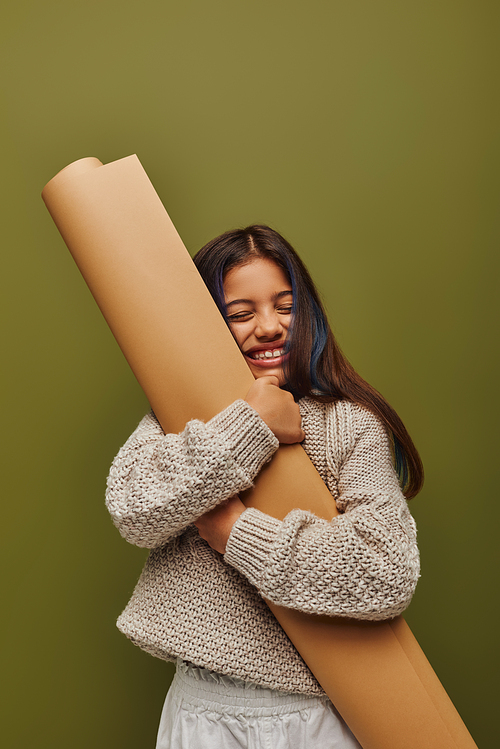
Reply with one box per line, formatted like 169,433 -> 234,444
173,659 -> 328,717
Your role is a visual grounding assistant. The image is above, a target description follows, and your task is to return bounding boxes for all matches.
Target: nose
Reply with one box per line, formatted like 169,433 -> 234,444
255,310 -> 284,339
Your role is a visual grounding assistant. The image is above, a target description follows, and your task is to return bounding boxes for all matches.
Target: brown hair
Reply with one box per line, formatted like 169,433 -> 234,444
194,225 -> 424,498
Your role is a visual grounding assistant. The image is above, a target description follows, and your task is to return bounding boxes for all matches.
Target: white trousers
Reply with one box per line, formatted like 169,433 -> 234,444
155,660 -> 362,749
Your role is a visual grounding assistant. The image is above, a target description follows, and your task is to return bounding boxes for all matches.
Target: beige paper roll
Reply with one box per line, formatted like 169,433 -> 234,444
42,155 -> 476,749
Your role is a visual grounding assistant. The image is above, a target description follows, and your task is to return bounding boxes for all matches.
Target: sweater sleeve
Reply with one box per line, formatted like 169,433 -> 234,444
224,402 -> 420,621
105,399 -> 279,549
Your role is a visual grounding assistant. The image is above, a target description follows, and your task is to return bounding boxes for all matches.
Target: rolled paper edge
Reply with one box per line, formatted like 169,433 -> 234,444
42,156 -> 104,203
388,618 -> 478,748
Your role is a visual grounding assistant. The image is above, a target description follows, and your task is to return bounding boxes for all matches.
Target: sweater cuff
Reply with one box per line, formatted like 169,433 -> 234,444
207,400 -> 279,480
224,507 -> 282,587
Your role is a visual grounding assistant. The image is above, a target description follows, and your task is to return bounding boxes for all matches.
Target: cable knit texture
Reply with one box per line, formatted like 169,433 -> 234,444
106,397 -> 419,697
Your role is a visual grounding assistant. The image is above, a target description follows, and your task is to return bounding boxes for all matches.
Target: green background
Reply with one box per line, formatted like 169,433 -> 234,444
1,1 -> 498,747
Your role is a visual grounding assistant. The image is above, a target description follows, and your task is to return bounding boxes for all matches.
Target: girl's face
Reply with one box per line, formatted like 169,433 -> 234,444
223,257 -> 292,385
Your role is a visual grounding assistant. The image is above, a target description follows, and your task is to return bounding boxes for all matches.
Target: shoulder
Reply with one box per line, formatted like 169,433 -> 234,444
299,397 -> 390,458
302,397 -> 386,432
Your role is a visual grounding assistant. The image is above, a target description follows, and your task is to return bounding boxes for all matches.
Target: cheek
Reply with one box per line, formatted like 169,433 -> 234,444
228,325 -> 247,351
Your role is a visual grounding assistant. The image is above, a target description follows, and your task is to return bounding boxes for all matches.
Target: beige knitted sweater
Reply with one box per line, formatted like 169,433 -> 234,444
106,397 -> 419,696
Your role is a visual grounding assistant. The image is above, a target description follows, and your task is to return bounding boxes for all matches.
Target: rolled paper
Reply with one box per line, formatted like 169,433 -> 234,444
42,155 -> 476,749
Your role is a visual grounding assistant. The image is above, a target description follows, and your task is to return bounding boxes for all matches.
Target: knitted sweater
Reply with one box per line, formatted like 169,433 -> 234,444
106,397 -> 420,696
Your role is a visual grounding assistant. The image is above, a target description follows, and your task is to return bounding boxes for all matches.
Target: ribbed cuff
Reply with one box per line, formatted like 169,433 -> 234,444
207,400 -> 279,480
224,507 -> 282,587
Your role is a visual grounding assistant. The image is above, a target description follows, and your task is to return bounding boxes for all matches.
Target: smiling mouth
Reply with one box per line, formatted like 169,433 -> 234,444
246,347 -> 286,361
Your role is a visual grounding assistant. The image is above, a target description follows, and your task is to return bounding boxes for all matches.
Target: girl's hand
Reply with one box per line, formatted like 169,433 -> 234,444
244,376 -> 305,444
194,495 -> 246,554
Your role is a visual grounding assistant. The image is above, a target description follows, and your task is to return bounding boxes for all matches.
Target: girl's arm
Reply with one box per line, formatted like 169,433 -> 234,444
224,402 -> 420,621
105,400 -> 279,548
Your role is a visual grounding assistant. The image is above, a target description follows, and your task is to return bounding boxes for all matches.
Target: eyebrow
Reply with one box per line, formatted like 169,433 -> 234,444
225,290 -> 293,309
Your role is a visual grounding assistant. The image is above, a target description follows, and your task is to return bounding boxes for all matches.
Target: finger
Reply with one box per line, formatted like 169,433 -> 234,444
262,375 -> 280,387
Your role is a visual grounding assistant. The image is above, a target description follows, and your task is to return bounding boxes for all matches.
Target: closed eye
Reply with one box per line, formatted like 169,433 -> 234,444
227,311 -> 253,321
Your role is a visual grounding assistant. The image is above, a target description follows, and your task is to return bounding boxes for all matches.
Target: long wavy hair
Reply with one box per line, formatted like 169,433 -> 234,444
193,224 -> 423,498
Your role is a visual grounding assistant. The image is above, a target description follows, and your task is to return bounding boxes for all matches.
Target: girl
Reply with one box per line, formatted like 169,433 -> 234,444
106,225 -> 422,748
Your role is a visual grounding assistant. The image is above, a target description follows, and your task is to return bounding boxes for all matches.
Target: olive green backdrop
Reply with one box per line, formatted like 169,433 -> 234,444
1,1 -> 498,747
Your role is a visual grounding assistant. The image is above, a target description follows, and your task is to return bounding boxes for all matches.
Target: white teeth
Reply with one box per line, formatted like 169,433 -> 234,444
251,348 -> 284,360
